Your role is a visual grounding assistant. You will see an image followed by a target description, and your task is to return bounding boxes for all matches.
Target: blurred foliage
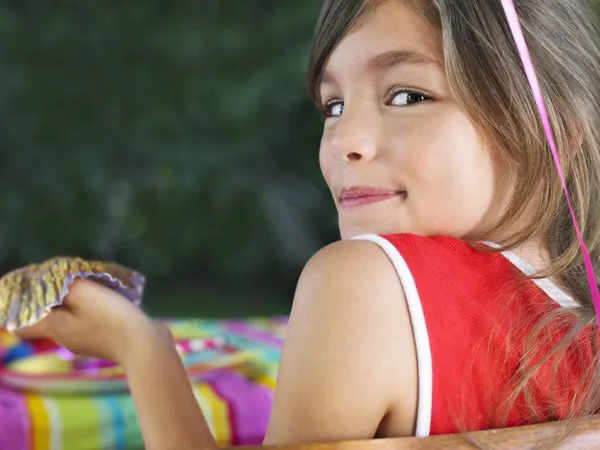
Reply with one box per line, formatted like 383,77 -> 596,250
0,1 -> 337,315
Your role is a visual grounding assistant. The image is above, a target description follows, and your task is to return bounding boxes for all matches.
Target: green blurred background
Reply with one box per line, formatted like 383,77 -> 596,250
0,1 -> 338,318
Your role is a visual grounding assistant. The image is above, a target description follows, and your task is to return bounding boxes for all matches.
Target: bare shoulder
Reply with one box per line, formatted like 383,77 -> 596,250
293,239 -> 407,320
301,238 -> 400,285
264,239 -> 418,445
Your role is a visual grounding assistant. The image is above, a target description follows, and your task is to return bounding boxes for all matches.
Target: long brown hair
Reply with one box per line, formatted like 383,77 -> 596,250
308,0 -> 600,440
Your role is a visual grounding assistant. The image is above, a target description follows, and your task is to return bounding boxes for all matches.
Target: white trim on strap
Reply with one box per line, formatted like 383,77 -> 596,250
480,241 -> 578,309
352,234 -> 432,437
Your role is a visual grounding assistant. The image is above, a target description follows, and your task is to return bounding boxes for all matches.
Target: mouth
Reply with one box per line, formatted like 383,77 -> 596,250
339,186 -> 406,209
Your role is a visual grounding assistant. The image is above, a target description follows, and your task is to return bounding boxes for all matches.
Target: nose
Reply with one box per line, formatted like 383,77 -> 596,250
329,107 -> 379,164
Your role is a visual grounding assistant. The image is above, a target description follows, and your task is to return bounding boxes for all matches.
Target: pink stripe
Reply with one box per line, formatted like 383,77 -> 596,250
0,388 -> 30,450
500,0 -> 600,318
208,372 -> 272,445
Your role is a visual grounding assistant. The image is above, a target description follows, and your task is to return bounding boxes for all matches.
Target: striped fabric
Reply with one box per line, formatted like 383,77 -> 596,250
0,317 -> 287,450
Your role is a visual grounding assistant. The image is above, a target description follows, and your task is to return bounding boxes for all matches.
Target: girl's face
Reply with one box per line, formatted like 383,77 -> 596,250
318,1 -> 511,240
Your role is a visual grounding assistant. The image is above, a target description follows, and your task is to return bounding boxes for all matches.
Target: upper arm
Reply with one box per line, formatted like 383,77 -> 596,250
264,239 -> 418,445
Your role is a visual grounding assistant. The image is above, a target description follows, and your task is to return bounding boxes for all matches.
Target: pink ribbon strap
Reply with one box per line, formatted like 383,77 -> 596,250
500,0 -> 600,319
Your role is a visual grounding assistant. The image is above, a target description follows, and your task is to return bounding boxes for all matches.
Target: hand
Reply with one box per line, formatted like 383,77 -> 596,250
14,279 -> 213,450
14,279 -> 167,366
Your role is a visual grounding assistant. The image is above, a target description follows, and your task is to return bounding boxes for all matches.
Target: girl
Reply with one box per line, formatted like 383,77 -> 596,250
17,0 -> 600,448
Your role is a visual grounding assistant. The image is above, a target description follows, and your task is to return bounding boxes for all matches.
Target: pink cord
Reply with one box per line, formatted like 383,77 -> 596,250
500,0 -> 600,319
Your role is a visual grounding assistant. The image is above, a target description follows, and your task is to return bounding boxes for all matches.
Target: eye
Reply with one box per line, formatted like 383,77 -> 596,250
323,99 -> 344,118
388,89 -> 431,107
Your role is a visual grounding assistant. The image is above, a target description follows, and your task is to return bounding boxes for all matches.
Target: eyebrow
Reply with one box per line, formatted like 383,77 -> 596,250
320,50 -> 441,86
368,50 -> 440,72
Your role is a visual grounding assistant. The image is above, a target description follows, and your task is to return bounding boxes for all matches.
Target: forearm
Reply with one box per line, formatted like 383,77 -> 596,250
123,329 -> 217,450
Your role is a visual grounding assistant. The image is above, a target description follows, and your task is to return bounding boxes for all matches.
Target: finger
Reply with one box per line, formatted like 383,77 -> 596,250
43,305 -> 73,326
13,306 -> 71,340
14,319 -> 50,340
63,279 -> 107,310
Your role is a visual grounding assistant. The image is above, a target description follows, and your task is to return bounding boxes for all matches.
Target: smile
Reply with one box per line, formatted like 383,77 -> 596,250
339,187 -> 406,209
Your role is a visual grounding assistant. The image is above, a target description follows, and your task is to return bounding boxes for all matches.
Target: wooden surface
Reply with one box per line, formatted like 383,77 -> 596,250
233,415 -> 600,449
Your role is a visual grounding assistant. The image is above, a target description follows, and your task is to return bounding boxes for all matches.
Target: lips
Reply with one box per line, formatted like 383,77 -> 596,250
339,187 -> 405,208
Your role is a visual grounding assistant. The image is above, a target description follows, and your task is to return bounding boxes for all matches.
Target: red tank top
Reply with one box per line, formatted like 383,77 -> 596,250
354,233 -> 594,436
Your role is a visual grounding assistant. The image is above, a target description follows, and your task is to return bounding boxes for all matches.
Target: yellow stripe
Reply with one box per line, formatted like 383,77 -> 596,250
26,394 -> 50,450
196,384 -> 232,446
193,386 -> 214,430
254,374 -> 276,390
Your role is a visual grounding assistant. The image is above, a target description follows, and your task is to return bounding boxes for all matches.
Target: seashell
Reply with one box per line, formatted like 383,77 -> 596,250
0,257 -> 145,332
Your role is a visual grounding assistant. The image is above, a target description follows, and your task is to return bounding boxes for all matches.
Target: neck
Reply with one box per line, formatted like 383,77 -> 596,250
509,240 -> 552,273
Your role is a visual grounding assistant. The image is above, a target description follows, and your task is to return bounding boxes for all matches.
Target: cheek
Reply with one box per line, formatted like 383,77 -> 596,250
400,111 -> 490,181
399,110 -> 499,231
319,142 -> 334,189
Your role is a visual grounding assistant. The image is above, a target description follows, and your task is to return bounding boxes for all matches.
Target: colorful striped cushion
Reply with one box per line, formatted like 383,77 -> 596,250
0,317 -> 287,450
